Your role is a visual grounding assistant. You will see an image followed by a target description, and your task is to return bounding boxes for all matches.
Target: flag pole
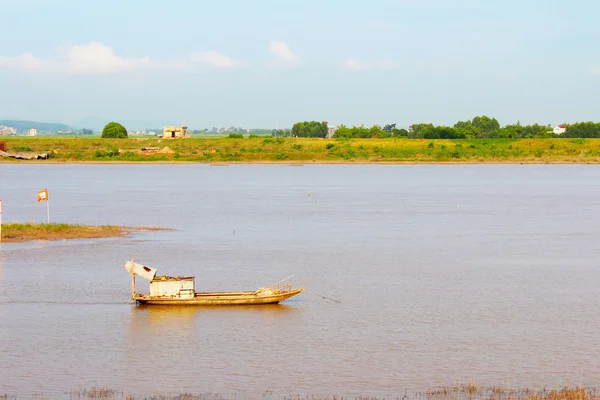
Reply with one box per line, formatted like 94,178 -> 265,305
0,199 -> 3,244
47,197 -> 50,223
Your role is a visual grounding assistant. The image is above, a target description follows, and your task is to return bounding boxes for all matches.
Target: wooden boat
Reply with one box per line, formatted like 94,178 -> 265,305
123,258 -> 304,306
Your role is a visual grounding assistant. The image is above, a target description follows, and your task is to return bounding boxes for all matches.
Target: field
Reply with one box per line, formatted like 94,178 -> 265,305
2,137 -> 600,163
0,223 -> 170,243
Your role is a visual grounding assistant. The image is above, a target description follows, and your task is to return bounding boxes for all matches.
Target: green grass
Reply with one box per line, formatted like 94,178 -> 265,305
1,223 -> 170,242
2,137 -> 600,163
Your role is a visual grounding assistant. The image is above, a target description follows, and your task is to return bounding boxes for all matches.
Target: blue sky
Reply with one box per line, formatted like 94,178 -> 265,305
1,0 -> 599,129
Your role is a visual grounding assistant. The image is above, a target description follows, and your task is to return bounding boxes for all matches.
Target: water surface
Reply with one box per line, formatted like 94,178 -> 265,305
0,164 -> 599,397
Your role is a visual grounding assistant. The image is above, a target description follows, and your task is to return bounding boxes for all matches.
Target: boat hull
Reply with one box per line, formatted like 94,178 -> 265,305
132,288 -> 304,306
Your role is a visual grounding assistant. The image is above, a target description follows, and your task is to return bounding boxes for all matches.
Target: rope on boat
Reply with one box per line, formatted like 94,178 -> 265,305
305,290 -> 341,303
268,275 -> 294,287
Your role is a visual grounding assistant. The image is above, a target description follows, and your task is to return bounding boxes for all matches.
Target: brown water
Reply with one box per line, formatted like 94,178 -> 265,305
0,164 -> 599,398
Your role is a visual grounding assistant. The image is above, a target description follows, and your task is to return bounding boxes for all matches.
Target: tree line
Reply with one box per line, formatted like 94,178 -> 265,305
290,117 -> 600,139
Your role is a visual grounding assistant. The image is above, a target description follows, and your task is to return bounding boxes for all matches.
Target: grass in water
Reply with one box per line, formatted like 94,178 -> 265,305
0,223 -> 171,243
1,384 -> 598,400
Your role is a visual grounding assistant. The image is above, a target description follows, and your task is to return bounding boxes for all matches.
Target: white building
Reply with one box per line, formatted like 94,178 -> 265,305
553,125 -> 566,135
325,122 -> 337,138
28,128 -> 37,136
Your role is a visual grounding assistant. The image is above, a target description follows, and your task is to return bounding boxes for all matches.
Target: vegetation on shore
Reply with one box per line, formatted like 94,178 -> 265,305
3,137 -> 600,163
2,384 -> 598,400
0,223 -> 170,243
101,122 -> 128,139
291,116 -> 600,139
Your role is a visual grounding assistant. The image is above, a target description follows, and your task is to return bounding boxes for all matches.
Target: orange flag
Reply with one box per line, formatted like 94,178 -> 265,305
37,188 -> 49,202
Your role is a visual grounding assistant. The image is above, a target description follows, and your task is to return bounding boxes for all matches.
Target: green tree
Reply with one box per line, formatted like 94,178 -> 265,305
291,122 -> 305,137
332,124 -> 352,138
383,124 -> 396,132
423,126 -> 465,139
454,116 -> 500,138
410,123 -> 434,138
101,122 -> 128,138
472,116 -> 500,136
369,124 -> 390,138
564,122 -> 600,138
291,121 -> 328,138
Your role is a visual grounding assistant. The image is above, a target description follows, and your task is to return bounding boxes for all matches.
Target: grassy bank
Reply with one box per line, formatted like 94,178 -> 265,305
2,384 -> 598,400
3,137 -> 600,163
0,223 -> 169,243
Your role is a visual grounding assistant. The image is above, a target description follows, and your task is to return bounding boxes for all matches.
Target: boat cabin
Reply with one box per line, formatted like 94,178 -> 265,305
123,259 -> 196,300
150,276 -> 195,299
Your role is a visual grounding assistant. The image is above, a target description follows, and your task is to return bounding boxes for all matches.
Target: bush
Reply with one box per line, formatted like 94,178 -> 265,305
423,126 -> 465,139
94,148 -> 120,158
101,122 -> 128,138
12,146 -> 33,152
228,133 -> 244,139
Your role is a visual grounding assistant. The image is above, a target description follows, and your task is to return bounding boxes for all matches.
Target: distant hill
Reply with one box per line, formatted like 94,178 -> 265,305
0,120 -> 71,133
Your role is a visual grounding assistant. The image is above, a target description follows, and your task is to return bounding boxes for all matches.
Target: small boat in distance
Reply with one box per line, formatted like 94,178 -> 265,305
123,258 -> 304,306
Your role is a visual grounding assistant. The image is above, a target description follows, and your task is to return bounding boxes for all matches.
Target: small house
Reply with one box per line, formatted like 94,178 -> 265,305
162,126 -> 189,139
553,125 -> 566,135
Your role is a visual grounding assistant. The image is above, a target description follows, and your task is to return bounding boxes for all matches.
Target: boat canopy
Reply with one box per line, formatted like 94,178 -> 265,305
123,260 -> 157,281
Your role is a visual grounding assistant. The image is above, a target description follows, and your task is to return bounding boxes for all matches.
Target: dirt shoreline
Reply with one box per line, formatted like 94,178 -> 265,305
1,159 -> 599,165
0,223 -> 172,243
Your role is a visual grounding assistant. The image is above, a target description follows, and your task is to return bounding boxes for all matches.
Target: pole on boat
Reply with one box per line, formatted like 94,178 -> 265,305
130,256 -> 136,301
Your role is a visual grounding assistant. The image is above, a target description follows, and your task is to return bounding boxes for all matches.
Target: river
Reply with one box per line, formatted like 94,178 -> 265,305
0,164 -> 599,398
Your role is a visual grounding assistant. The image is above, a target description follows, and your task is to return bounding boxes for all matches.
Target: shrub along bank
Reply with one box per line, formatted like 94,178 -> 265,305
2,137 -> 600,163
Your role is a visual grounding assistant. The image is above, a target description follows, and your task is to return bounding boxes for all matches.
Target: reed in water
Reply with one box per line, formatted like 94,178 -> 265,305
2,384 -> 597,400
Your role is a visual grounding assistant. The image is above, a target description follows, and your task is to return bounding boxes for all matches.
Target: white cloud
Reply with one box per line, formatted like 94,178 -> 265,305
589,66 -> 600,75
58,42 -> 150,74
0,53 -> 43,70
267,41 -> 299,67
190,51 -> 236,69
0,42 -> 150,74
0,42 -> 243,74
344,58 -> 370,70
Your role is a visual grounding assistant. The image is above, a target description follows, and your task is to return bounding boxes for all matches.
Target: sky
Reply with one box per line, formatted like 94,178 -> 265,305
1,0 -> 599,130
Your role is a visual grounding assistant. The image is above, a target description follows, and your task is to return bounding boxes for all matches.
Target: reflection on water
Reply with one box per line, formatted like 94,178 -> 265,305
139,303 -> 298,320
130,303 -> 300,332
2,164 -> 600,397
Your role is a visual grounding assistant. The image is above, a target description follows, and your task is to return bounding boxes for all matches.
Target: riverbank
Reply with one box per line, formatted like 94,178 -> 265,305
3,384 -> 598,400
2,137 -> 600,163
0,223 -> 170,243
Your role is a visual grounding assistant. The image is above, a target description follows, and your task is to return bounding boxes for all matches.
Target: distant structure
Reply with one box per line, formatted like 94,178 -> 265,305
553,125 -> 566,135
325,122 -> 337,138
162,126 -> 189,139
0,126 -> 16,136
327,125 -> 337,138
28,128 -> 37,136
